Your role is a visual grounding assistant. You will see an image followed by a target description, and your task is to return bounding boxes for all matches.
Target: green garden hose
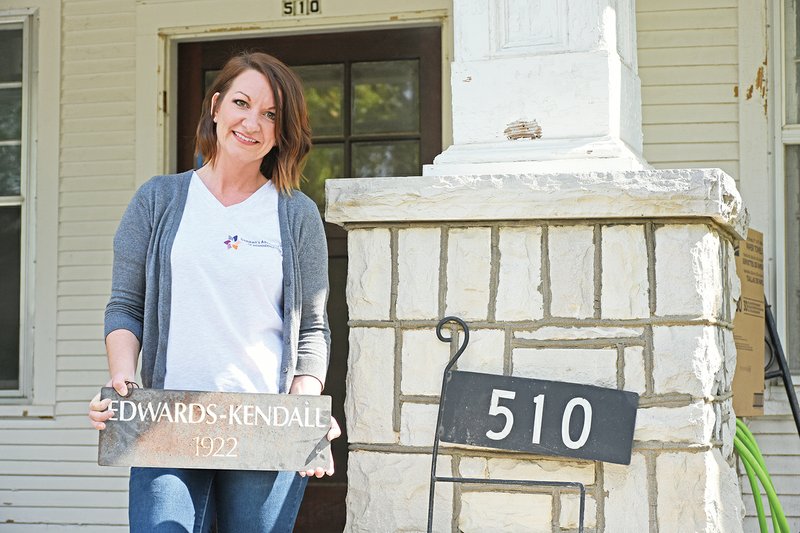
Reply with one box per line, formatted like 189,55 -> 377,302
734,419 -> 790,533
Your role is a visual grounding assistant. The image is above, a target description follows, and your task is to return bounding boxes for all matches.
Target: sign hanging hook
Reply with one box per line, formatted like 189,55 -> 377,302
435,316 -> 470,373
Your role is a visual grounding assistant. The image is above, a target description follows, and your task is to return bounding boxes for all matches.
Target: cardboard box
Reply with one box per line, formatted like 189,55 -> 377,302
732,229 -> 765,417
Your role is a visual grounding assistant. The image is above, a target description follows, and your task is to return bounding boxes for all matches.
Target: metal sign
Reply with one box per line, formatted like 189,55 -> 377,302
98,388 -> 331,471
427,317 -> 639,533
439,371 -> 639,465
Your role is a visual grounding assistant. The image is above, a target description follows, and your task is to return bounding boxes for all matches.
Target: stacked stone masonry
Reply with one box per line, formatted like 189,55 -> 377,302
343,219 -> 744,532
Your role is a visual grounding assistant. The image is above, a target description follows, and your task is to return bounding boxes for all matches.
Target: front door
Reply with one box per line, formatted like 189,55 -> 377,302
176,26 -> 441,531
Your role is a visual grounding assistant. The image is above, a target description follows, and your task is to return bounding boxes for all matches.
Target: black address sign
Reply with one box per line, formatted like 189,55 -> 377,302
438,371 -> 639,465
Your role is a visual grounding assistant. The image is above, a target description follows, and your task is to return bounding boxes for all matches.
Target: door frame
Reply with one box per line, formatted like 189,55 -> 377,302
133,4 -> 453,184
175,27 -> 442,175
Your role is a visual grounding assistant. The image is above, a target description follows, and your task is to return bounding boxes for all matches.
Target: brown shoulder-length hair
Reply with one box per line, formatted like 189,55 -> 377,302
195,51 -> 311,193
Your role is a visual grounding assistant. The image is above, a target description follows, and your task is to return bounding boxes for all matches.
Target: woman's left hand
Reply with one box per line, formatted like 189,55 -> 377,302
290,375 -> 342,478
300,416 -> 341,478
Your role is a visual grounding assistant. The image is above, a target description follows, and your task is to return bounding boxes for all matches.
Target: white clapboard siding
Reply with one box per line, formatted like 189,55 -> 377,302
638,29 -> 737,49
0,507 -> 127,527
56,310 -> 105,326
61,160 -> 137,179
0,489 -> 128,508
0,460 -> 124,476
57,355 -> 106,374
56,400 -> 106,416
637,7 -> 738,31
57,282 -> 111,299
0,475 -> 128,492
57,296 -> 109,312
59,238 -> 116,255
636,0 -> 740,181
643,103 -> 738,124
0,524 -> 127,533
58,251 -> 114,267
0,1 -> 137,531
60,190 -> 134,208
59,205 -> 127,223
57,385 -> 109,403
59,175 -> 135,194
62,119 -> 136,146
58,264 -> 113,281
0,444 -> 101,463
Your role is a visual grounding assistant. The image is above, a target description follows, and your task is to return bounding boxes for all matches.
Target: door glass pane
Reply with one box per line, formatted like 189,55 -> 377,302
204,69 -> 220,93
0,206 -> 20,390
351,60 -> 419,135
295,64 -> 344,137
0,145 -> 21,196
0,28 -> 22,84
786,146 -> 800,370
302,144 -> 345,210
352,140 -> 419,178
0,88 -> 21,141
787,1 -> 800,124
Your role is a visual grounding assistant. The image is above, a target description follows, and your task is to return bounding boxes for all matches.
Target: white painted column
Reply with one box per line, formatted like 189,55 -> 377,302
426,0 -> 648,175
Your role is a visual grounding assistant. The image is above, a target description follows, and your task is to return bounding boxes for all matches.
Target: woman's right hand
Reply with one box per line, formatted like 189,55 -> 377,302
87,374 -> 131,430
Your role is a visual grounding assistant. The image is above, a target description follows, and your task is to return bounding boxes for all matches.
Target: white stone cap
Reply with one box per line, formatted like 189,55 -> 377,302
325,168 -> 748,239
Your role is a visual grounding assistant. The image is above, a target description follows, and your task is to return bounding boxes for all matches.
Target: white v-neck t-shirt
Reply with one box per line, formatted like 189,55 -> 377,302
164,172 -> 283,393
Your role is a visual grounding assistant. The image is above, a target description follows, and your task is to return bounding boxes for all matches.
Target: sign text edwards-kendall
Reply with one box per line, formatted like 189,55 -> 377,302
98,388 -> 331,471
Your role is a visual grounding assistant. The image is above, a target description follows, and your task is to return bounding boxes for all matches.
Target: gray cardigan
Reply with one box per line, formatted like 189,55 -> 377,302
104,170 -> 330,393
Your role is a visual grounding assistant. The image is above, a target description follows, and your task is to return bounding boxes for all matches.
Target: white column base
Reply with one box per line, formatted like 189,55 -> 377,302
424,136 -> 650,176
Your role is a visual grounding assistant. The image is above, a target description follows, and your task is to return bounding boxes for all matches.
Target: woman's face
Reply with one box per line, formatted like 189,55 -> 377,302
211,69 -> 277,167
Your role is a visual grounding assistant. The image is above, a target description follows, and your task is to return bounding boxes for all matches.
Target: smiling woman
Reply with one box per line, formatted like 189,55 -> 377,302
210,68 -> 279,157
195,53 -> 311,196
88,52 -> 337,533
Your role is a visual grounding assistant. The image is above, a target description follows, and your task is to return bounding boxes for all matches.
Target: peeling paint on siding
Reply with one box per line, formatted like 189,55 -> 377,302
758,55 -> 768,116
744,55 -> 768,116
205,25 -> 263,34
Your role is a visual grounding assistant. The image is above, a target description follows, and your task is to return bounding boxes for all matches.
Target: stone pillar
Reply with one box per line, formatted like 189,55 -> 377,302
427,0 -> 647,175
326,169 -> 746,532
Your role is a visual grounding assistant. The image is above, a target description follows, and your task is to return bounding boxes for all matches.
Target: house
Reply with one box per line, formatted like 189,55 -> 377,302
0,0 -> 797,530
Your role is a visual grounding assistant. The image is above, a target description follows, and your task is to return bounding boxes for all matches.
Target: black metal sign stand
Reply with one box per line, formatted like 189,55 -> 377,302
764,297 -> 800,438
426,316 -> 585,533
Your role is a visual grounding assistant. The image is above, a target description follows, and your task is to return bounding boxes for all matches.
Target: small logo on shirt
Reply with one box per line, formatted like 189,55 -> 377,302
222,234 -> 281,253
224,235 -> 239,250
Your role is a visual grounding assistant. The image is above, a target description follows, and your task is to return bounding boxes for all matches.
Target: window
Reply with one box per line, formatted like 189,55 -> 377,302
201,58 -> 425,210
0,16 -> 27,396
783,1 -> 800,371
297,59 -> 422,210
0,5 -> 58,414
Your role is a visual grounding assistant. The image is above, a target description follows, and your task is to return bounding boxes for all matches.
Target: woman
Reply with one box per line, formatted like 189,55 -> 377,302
88,51 -> 338,532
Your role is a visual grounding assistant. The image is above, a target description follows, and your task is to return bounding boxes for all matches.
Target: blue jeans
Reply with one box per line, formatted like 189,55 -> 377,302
128,467 -> 308,533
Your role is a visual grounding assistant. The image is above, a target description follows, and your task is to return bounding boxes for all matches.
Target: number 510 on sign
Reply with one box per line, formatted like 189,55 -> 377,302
438,371 -> 639,465
282,0 -> 320,16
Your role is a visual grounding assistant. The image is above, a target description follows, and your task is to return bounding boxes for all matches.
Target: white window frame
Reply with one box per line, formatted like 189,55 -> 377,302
775,0 -> 796,371
0,15 -> 32,400
0,4 -> 58,416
